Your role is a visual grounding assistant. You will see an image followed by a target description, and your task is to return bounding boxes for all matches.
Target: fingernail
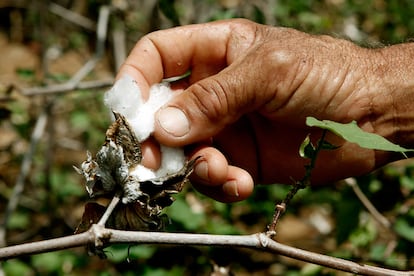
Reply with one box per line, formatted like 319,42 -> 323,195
157,107 -> 190,137
222,181 -> 239,197
194,161 -> 209,181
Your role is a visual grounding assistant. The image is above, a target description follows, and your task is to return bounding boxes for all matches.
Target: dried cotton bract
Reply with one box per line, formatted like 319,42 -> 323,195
75,76 -> 196,232
104,75 -> 186,181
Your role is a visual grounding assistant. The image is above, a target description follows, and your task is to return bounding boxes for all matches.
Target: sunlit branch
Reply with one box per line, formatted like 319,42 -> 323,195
0,226 -> 412,276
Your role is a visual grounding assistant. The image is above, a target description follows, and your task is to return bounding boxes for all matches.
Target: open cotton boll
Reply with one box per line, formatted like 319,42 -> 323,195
105,76 -> 174,142
104,75 -> 186,183
104,75 -> 143,121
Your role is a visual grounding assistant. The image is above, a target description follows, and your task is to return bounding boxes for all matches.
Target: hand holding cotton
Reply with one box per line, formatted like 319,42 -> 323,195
74,75 -> 196,232
104,74 -> 186,181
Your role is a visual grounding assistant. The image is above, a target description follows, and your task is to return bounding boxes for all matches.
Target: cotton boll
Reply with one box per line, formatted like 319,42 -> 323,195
104,75 -> 187,182
104,75 -> 143,120
104,77 -> 174,141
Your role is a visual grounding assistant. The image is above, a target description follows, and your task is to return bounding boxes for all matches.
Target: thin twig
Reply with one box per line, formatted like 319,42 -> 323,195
96,6 -> 112,57
49,3 -> 96,31
20,5 -> 113,97
97,192 -> 122,226
20,78 -> 114,96
0,227 -> 412,276
345,177 -> 392,229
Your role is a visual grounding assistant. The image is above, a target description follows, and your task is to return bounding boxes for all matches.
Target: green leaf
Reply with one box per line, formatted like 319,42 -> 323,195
167,198 -> 205,231
335,198 -> 361,244
306,117 -> 413,153
369,244 -> 387,261
299,134 -> 315,159
252,5 -> 266,24
2,259 -> 32,276
107,244 -> 156,263
31,251 -> 76,273
349,221 -> 377,247
70,110 -> 91,131
400,175 -> 414,192
16,68 -> 35,80
7,212 -> 30,229
394,218 -> 414,242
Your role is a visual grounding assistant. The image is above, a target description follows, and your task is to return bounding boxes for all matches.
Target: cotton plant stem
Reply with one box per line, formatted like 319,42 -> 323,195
0,231 -> 92,259
97,192 -> 122,226
0,227 -> 412,276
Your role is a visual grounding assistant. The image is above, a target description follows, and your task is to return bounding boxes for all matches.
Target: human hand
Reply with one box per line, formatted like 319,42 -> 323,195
117,19 -> 409,202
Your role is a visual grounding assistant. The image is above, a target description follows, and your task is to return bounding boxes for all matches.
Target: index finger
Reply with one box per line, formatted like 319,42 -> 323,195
116,19 -> 258,95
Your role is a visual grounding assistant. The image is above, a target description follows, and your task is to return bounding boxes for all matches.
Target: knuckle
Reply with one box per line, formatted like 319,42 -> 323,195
190,79 -> 232,123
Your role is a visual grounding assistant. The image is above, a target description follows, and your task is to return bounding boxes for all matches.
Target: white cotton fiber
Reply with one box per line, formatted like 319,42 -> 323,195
130,164 -> 156,181
104,75 -> 143,121
156,145 -> 186,178
104,75 -> 185,182
105,76 -> 174,142
131,84 -> 173,141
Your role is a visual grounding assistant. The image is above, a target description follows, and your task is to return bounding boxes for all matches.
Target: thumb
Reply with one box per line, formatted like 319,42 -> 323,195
154,71 -> 255,147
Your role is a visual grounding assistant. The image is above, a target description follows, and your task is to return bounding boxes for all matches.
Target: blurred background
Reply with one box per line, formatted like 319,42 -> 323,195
1,0 -> 414,275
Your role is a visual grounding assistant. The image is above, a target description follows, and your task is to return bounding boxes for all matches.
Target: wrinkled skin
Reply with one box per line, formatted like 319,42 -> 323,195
118,19 -> 414,203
